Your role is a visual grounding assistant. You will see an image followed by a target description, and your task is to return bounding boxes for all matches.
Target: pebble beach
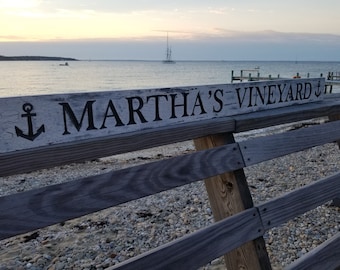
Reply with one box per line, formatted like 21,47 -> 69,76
0,120 -> 339,270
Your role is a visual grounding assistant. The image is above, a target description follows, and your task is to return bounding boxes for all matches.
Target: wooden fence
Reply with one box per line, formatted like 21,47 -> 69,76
0,79 -> 339,269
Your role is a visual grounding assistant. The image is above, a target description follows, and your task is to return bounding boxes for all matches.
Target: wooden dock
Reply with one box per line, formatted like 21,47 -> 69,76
327,71 -> 340,87
231,70 -> 339,94
327,71 -> 340,81
231,69 -> 281,82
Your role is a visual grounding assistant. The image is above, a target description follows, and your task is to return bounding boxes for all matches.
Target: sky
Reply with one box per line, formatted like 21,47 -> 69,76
1,0 -> 340,61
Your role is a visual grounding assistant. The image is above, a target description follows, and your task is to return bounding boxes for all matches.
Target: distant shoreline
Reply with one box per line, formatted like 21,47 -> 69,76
0,55 -> 77,61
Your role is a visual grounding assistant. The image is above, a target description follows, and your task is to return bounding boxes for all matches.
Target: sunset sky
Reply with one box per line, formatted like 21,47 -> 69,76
1,0 -> 340,60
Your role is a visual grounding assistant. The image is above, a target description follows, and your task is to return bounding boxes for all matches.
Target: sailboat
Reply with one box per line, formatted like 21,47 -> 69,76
163,33 -> 175,64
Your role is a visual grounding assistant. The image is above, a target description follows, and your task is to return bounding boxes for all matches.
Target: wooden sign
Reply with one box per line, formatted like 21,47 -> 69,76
0,78 -> 325,153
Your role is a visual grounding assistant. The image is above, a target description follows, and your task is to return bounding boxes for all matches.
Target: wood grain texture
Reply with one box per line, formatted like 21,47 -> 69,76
240,120 -> 340,166
0,91 -> 339,270
1,85 -> 240,153
194,133 -> 271,270
1,94 -> 339,177
285,233 -> 340,270
108,208 -> 264,270
0,117 -> 235,177
257,172 -> 340,230
234,93 -> 340,132
107,172 -> 340,270
328,112 -> 340,148
328,113 -> 340,207
0,79 -> 325,153
0,143 -> 244,240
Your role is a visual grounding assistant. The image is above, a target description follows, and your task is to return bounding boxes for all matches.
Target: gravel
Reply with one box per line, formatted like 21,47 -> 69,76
0,121 -> 339,270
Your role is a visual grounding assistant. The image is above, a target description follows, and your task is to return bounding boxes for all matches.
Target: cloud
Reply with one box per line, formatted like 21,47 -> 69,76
1,28 -> 339,61
184,28 -> 340,44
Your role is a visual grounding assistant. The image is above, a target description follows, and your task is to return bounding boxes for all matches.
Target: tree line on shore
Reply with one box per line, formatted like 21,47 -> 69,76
0,55 -> 77,61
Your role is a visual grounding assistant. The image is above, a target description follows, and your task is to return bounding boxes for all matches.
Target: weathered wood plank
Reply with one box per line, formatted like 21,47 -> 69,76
0,143 -> 244,240
107,208 -> 264,270
0,83 -> 338,270
0,79 -> 324,153
327,113 -> 340,207
234,93 -> 340,132
258,172 -> 340,230
285,233 -> 340,270
0,118 -> 235,177
328,112 -> 340,147
239,120 -> 340,166
194,133 -> 271,270
2,94 -> 339,177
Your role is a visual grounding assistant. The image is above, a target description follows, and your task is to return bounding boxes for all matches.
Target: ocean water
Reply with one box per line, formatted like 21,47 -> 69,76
0,60 -> 339,97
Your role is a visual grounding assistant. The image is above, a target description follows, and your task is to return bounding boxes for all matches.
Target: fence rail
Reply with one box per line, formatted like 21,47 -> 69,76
1,85 -> 339,269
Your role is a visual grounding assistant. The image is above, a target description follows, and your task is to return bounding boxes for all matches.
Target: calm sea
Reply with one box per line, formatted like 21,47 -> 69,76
1,60 -> 339,97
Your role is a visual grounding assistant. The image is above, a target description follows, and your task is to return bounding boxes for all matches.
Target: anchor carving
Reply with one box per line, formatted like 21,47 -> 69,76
15,103 -> 45,141
315,80 -> 322,97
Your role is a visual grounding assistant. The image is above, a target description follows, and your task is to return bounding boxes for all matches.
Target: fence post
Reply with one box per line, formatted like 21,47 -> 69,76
194,133 -> 272,270
328,113 -> 340,207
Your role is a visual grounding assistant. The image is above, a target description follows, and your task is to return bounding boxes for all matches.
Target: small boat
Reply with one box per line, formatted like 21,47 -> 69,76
163,33 -> 175,64
293,73 -> 301,79
59,62 -> 69,66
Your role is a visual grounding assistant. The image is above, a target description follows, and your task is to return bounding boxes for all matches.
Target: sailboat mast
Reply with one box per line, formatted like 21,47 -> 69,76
166,32 -> 170,60
163,32 -> 175,63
